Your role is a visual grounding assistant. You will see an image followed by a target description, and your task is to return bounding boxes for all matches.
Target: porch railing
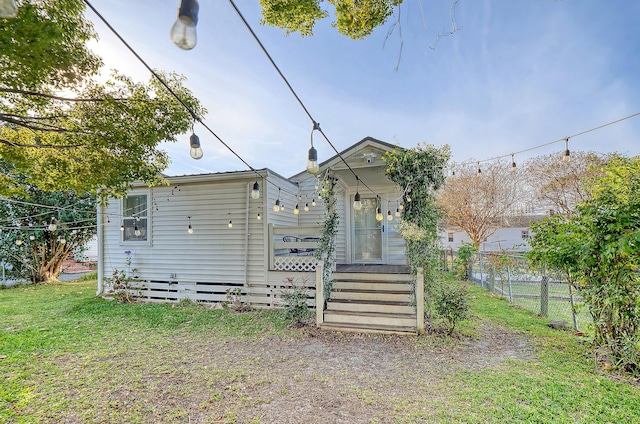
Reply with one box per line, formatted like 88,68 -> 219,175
269,224 -> 322,272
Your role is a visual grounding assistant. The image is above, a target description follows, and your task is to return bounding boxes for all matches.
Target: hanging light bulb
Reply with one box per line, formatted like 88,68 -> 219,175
294,204 -> 300,215
395,207 -> 401,218
251,181 -> 260,199
281,203 -> 285,212
29,235 -> 35,241
387,210 -> 393,221
189,132 -> 203,159
406,195 -> 412,202
273,199 -> 280,212
311,198 -> 317,207
0,0 -> 18,18
399,203 -> 404,211
563,137 -> 571,162
120,222 -> 125,232
48,217 -> 58,232
15,239 -> 23,246
170,0 -> 199,50
511,154 -> 517,172
376,207 -> 383,222
304,203 -> 309,212
477,162 -> 482,177
353,192 -> 362,211
306,122 -> 321,174
187,216 -> 193,234
228,220 -> 233,229
134,224 -> 141,237
257,212 -> 262,220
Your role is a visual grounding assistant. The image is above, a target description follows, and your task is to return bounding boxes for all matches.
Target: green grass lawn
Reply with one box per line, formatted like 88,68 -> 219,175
2,278 -> 639,423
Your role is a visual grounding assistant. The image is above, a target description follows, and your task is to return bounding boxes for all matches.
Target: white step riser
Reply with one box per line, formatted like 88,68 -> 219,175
324,313 -> 416,327
333,273 -> 413,283
327,302 -> 414,314
331,291 -> 411,302
333,281 -> 412,291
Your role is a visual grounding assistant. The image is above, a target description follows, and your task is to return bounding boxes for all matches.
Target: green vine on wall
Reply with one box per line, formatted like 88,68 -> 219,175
314,173 -> 339,304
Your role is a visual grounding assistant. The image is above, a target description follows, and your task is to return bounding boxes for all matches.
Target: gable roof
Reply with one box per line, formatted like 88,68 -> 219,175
289,136 -> 402,180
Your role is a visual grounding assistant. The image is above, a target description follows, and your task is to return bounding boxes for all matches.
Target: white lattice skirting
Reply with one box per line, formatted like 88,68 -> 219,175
273,256 -> 317,272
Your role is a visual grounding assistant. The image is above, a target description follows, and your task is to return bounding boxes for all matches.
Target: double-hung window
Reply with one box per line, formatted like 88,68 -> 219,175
122,193 -> 149,242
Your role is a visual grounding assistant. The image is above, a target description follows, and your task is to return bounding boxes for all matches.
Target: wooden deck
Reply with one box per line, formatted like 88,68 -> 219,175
335,264 -> 410,274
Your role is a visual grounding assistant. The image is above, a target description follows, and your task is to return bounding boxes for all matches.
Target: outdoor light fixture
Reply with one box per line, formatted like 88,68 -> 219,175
511,154 -> 517,172
187,216 -> 193,234
15,239 -> 23,246
48,217 -> 58,232
399,203 -> 404,211
353,192 -> 362,211
395,207 -> 401,218
387,210 -> 393,221
228,220 -> 233,229
294,204 -> 300,215
306,122 -> 321,174
120,222 -> 125,232
304,203 -> 309,212
273,188 -> 281,212
376,207 -> 383,222
189,132 -> 203,160
563,137 -> 571,163
170,0 -> 199,50
29,235 -> 35,241
251,181 -> 260,199
477,162 -> 482,177
134,224 -> 141,237
0,0 -> 18,18
311,198 -> 317,207
257,212 -> 262,220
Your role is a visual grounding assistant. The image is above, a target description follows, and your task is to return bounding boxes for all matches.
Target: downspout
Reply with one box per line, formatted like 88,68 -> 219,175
96,201 -> 105,295
244,181 -> 251,290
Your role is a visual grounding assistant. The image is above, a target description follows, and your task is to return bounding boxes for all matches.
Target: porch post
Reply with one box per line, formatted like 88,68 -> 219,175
416,267 -> 425,333
316,260 -> 324,326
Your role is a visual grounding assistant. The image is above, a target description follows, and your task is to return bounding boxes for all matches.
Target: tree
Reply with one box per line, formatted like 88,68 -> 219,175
528,155 -> 640,373
1,0 -> 205,198
260,0 -> 402,39
524,151 -> 610,216
437,160 -> 526,250
0,183 -> 96,284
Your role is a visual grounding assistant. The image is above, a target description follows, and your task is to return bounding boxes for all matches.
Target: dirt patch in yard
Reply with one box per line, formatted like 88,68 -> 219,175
24,322 -> 533,423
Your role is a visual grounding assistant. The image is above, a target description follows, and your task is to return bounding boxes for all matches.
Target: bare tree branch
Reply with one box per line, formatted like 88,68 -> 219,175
430,0 -> 460,50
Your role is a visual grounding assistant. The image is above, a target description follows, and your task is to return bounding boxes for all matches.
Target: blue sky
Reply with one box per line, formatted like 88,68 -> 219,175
85,0 -> 640,177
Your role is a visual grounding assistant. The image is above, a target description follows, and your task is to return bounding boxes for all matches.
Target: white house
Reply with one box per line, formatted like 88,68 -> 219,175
97,137 -> 417,330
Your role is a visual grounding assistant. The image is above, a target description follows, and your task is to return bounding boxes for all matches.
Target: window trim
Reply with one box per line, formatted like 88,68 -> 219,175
121,190 -> 152,246
447,232 -> 454,243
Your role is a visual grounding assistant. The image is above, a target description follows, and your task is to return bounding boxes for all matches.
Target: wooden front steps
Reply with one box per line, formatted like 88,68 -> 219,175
319,270 -> 418,335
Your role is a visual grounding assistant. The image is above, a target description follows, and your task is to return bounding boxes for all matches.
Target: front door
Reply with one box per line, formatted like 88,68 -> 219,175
353,197 -> 383,263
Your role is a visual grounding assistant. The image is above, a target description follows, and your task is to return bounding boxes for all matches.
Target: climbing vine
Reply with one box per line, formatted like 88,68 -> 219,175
314,173 -> 339,303
383,143 -> 450,300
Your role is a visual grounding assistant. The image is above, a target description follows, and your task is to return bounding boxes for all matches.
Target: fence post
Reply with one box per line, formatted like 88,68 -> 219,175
507,263 -> 513,303
489,266 -> 495,293
315,260 -> 324,326
568,282 -> 578,331
479,253 -> 484,288
540,267 -> 549,317
416,267 -> 425,334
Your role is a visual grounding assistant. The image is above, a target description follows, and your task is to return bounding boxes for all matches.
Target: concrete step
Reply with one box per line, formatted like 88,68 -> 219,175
330,290 -> 412,303
323,310 -> 416,327
333,272 -> 413,283
319,322 -> 417,335
333,281 -> 413,292
326,299 -> 414,315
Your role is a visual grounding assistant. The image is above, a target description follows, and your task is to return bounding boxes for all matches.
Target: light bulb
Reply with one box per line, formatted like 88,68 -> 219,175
304,203 -> 309,212
311,198 -> 317,207
387,210 -> 393,221
251,181 -> 260,199
15,239 -> 23,246
273,199 -> 280,212
512,162 -> 517,172
406,196 -> 412,202
399,204 -> 404,211
0,0 -> 18,18
170,0 -> 199,50
376,208 -> 383,222
188,225 -> 193,234
189,133 -> 203,159
257,212 -> 262,220
228,220 -> 233,228
563,149 -> 571,162
353,192 -> 362,211
281,204 -> 285,212
294,204 -> 299,215
306,146 -> 320,174
48,218 -> 58,232
134,225 -> 141,237
395,208 -> 401,217
29,235 -> 35,241
120,224 -> 125,232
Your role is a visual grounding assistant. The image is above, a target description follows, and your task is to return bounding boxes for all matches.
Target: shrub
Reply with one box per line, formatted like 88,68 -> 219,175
434,283 -> 471,334
454,243 -> 476,280
280,277 -> 311,324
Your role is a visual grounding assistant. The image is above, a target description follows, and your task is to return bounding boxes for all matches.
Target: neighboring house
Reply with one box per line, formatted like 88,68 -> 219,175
97,137 -> 407,308
439,214 -> 547,252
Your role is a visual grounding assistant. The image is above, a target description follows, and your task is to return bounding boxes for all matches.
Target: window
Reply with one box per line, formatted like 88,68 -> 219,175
521,230 -> 529,240
448,232 -> 454,242
122,194 -> 149,242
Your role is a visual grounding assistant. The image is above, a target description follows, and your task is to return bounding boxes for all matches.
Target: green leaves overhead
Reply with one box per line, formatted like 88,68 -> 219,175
260,0 -> 402,39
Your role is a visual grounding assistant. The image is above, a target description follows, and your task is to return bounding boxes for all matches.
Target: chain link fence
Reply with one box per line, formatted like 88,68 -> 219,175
463,251 -> 591,331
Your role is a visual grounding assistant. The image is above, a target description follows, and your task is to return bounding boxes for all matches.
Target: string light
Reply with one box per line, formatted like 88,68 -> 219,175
311,198 -> 317,207
304,203 -> 309,212
477,162 -> 482,177
257,212 -> 261,220
134,224 -> 141,237
15,238 -> 23,246
189,131 -> 203,160
187,216 -> 193,234
376,196 -> 383,221
29,235 -> 35,241
294,204 -> 299,215
387,209 -> 393,221
563,137 -> 571,162
228,219 -> 233,228
306,122 -> 321,174
273,188 -> 281,212
48,217 -> 58,232
170,0 -> 199,50
511,154 -> 517,172
251,181 -> 260,199
120,221 -> 125,232
395,206 -> 401,218
353,176 -> 362,211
